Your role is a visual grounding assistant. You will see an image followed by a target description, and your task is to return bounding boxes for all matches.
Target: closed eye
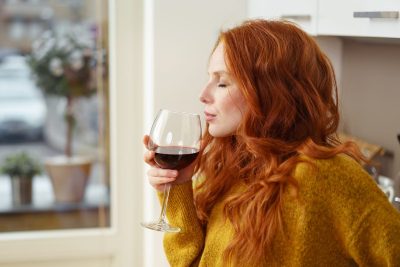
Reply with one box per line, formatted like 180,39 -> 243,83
218,83 -> 227,88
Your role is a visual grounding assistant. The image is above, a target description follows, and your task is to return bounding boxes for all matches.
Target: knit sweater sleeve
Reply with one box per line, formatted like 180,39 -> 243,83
342,169 -> 400,267
158,181 -> 205,267
320,155 -> 400,266
347,199 -> 400,266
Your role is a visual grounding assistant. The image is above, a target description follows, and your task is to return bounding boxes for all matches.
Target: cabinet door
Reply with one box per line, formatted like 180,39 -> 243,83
247,0 -> 318,35
318,0 -> 400,38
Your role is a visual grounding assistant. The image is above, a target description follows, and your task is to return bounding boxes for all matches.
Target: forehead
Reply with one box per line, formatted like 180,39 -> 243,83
208,43 -> 227,74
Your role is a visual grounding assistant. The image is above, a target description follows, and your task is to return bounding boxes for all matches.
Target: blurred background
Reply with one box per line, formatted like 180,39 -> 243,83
0,0 -> 109,229
0,0 -> 399,266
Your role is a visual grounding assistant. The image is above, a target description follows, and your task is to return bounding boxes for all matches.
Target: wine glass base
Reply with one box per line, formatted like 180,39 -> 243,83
141,221 -> 181,233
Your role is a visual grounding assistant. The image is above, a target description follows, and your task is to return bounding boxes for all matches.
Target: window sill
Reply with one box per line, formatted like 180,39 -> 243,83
0,175 -> 110,232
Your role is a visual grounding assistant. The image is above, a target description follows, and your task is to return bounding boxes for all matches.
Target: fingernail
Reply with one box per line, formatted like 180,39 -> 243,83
171,170 -> 178,176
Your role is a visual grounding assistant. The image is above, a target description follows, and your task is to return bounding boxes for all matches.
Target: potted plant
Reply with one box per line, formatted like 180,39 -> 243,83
26,28 -> 97,203
0,152 -> 41,206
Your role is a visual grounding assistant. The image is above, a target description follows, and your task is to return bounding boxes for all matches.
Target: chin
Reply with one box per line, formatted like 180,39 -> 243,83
208,127 -> 233,138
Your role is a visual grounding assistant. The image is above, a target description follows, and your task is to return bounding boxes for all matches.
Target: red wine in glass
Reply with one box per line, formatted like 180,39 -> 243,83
141,109 -> 201,233
154,146 -> 199,170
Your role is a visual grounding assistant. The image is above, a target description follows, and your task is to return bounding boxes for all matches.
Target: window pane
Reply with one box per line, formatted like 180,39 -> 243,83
0,0 -> 110,232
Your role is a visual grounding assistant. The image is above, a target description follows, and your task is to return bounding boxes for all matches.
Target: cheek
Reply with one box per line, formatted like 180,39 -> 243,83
220,97 -> 235,113
226,90 -> 247,116
217,94 -> 246,134
219,90 -> 246,113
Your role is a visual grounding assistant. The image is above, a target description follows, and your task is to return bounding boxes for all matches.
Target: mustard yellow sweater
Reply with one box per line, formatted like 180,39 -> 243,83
160,155 -> 400,266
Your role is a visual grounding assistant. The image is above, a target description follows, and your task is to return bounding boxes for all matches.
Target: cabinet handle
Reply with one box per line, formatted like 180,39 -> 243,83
280,14 -> 311,21
353,11 -> 399,19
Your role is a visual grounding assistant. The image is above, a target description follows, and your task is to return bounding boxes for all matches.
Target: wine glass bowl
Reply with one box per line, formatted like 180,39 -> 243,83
141,109 -> 201,233
154,146 -> 200,170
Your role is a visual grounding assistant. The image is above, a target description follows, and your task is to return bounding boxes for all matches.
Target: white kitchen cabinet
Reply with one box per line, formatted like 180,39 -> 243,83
247,0 -> 318,35
248,0 -> 400,39
318,0 -> 400,38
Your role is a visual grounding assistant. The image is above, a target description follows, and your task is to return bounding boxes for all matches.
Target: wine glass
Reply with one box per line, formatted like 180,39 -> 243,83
141,109 -> 202,232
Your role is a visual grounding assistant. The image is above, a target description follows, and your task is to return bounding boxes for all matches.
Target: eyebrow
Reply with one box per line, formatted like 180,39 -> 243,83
208,70 -> 230,77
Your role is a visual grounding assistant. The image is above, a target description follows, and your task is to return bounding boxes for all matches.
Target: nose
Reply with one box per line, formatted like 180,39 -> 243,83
199,84 -> 212,104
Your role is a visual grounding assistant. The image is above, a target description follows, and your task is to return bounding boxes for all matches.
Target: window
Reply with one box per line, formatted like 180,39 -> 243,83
0,0 -> 110,232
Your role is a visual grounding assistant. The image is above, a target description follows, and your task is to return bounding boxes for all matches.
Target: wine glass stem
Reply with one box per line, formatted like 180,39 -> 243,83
159,183 -> 171,223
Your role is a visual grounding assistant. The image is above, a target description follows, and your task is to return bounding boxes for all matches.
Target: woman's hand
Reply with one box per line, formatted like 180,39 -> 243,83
143,135 -> 196,191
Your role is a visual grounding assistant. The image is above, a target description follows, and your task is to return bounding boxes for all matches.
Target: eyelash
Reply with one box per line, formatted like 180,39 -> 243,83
218,83 -> 227,88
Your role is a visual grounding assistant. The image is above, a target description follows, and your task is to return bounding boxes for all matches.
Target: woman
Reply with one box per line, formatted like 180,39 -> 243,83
144,19 -> 400,266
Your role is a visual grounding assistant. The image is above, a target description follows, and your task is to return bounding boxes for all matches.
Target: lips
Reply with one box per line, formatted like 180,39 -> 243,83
204,111 -> 216,122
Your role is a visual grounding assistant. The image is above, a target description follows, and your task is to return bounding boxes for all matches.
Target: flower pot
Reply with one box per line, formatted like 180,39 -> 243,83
45,155 -> 92,203
11,178 -> 33,205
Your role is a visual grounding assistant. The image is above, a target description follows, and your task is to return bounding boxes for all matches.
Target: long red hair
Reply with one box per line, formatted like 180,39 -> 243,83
194,20 -> 364,266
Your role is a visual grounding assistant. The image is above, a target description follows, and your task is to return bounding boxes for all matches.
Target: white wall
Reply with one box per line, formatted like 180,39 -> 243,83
153,1 -> 247,115
341,39 -> 400,179
315,37 -> 343,93
315,36 -> 344,132
317,36 -> 400,179
144,1 -> 247,266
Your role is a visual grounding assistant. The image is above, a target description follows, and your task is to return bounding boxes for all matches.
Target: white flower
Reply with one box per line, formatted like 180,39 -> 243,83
37,37 -> 56,59
33,47 -> 47,61
49,57 -> 63,76
68,50 -> 84,71
31,31 -> 54,60
56,36 -> 73,52
31,40 -> 44,60
78,36 -> 94,49
71,25 -> 94,49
